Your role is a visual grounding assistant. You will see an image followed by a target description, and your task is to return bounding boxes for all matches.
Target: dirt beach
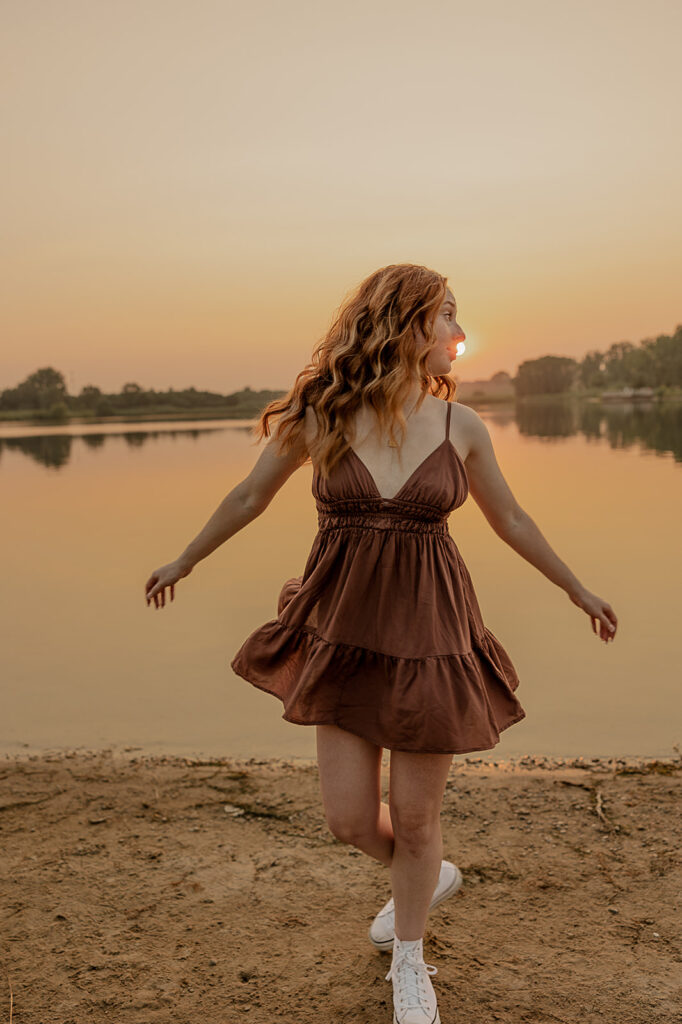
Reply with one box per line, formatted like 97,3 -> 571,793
0,748 -> 680,1024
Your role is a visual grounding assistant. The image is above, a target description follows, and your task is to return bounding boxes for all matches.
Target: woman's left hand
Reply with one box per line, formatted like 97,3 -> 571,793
568,587 -> 618,643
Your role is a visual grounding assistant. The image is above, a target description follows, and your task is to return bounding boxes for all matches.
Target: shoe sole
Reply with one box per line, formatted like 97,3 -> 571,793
393,1009 -> 440,1023
369,864 -> 463,951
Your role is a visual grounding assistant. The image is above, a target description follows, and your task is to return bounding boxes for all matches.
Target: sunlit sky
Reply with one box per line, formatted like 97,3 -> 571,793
2,0 -> 680,395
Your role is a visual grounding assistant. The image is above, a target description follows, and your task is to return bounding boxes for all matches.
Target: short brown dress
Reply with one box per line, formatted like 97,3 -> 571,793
230,401 -> 527,754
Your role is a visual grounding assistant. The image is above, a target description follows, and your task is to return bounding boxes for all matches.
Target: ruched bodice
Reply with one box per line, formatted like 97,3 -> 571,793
230,400 -> 526,754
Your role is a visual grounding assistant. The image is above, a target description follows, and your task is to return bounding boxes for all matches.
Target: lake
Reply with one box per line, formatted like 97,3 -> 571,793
1,399 -> 680,762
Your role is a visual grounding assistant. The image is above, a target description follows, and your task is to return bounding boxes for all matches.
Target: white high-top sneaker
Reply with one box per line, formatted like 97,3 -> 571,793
385,936 -> 440,1024
369,860 -> 463,951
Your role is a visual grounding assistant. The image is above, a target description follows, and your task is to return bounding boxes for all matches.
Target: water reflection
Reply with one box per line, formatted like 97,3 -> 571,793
0,423 -> 255,469
514,396 -> 682,460
2,404 -> 679,761
1,401 -> 681,468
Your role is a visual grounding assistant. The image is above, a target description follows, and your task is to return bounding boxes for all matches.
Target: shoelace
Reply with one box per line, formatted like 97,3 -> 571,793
385,950 -> 438,1013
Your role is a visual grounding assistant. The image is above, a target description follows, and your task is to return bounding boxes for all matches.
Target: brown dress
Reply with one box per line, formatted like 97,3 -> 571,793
230,401 -> 527,754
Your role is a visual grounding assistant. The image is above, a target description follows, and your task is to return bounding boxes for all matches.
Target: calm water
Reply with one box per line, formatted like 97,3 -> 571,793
1,400 -> 680,762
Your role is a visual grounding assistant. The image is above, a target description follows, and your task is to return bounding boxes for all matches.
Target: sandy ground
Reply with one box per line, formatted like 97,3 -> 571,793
0,748 -> 680,1024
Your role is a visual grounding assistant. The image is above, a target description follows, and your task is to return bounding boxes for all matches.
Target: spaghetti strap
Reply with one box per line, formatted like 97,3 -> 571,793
445,401 -> 452,440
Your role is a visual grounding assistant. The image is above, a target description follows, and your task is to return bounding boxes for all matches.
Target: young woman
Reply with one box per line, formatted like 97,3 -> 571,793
145,264 -> 617,1024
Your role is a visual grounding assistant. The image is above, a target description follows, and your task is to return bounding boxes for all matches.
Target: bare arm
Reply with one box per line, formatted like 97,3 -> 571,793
459,405 -> 618,643
144,419 -> 310,608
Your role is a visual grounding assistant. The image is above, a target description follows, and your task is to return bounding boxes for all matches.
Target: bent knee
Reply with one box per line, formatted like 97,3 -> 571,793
326,814 -> 376,846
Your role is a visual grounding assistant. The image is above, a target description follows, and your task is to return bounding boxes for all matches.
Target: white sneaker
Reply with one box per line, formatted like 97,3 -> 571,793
369,860 -> 463,951
385,936 -> 440,1024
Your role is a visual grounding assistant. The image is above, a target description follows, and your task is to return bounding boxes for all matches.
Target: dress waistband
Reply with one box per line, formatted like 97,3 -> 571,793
317,509 -> 448,536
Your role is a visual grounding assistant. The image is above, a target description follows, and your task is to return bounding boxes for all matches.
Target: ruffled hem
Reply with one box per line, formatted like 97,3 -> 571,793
230,616 -> 527,755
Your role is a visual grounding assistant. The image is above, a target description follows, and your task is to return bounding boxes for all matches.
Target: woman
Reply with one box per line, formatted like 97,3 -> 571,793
145,264 -> 617,1024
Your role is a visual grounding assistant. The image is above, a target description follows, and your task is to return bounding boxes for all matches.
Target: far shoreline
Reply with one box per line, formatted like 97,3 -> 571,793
2,744 -> 680,776
1,386 -> 681,429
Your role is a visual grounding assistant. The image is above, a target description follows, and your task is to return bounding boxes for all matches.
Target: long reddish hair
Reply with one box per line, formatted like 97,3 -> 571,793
252,263 -> 457,482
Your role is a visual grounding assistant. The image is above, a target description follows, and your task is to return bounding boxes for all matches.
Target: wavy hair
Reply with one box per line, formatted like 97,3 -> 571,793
251,263 -> 457,482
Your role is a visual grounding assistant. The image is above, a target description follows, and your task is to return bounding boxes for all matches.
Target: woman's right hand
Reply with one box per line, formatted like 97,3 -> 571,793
145,559 -> 193,609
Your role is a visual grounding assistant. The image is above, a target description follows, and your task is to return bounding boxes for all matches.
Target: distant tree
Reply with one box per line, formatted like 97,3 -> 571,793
602,341 -> 636,387
625,344 -> 657,388
11,367 -> 68,410
515,356 -> 578,395
0,387 -> 20,411
79,385 -> 102,401
74,385 -> 103,411
647,326 -> 682,387
579,351 -> 605,389
119,382 -> 148,408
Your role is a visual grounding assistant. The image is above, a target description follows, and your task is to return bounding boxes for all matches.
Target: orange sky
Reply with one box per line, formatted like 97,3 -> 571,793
2,0 -> 680,394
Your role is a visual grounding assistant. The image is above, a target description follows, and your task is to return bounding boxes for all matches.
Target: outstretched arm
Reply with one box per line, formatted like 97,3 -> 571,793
459,406 -> 617,644
144,425 -> 309,609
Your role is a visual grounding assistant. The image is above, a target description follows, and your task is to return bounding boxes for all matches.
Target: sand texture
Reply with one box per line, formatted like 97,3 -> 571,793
0,749 -> 680,1023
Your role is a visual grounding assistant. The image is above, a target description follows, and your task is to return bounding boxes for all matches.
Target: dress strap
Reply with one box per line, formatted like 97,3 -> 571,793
445,401 -> 452,440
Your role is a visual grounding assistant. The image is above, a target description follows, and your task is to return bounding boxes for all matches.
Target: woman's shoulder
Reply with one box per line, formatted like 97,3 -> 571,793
431,395 -> 483,461
435,393 -> 482,423
430,393 -> 476,425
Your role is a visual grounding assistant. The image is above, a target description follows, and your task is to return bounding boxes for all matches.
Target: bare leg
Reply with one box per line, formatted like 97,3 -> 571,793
316,724 -> 395,865
388,750 -> 454,941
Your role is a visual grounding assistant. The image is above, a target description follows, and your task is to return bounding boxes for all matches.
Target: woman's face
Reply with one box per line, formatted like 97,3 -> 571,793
419,291 -> 466,376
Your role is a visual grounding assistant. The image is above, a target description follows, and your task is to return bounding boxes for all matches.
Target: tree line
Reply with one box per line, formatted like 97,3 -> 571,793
0,371 -> 277,420
515,324 -> 682,396
2,322 -> 680,417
